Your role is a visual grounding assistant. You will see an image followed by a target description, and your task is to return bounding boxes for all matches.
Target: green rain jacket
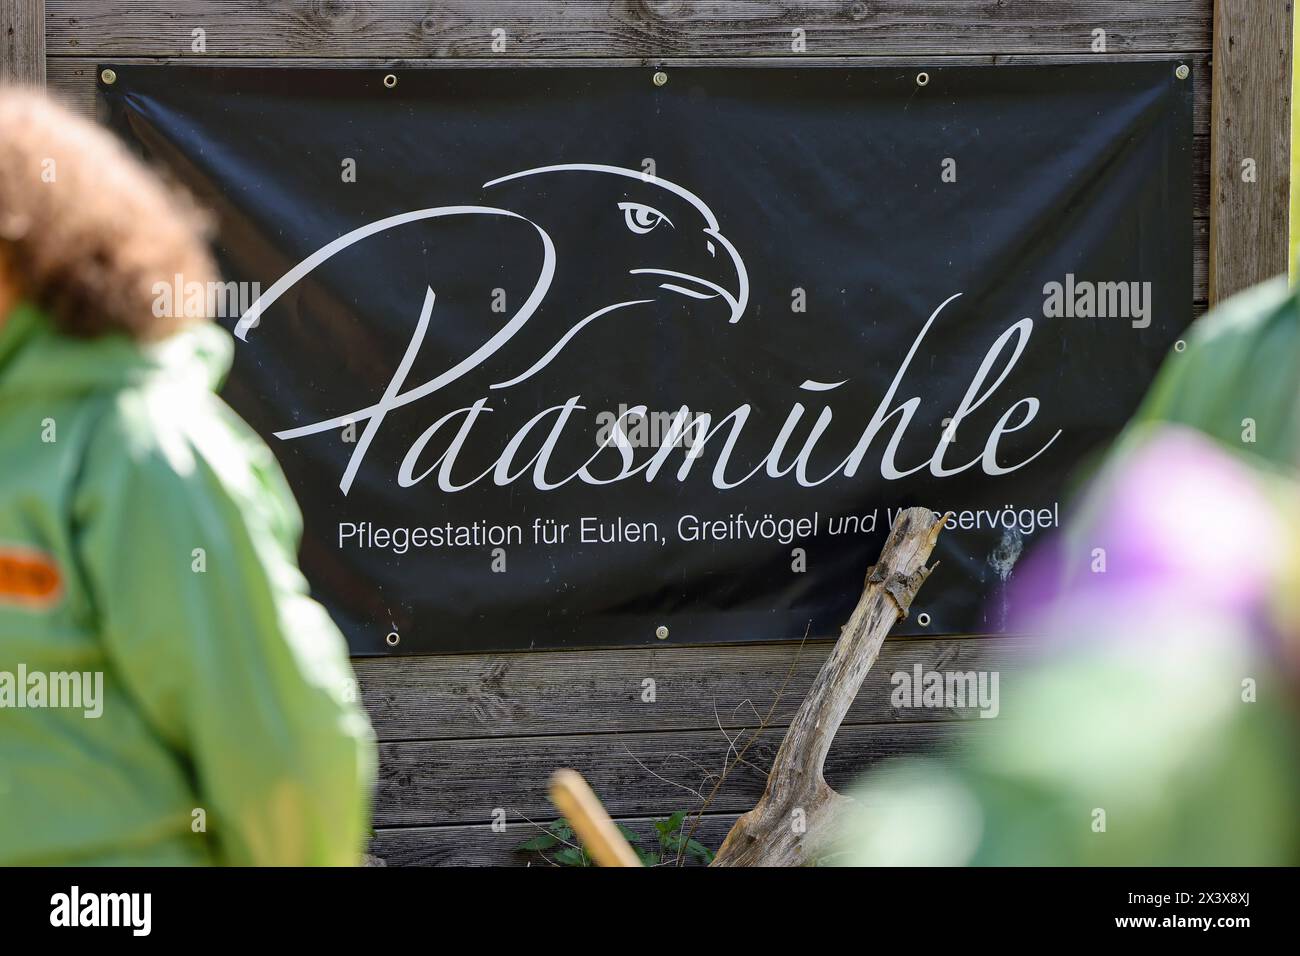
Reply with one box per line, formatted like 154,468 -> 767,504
0,303 -> 376,865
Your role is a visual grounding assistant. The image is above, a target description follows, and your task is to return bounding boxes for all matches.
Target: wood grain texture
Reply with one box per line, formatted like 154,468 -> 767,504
371,812 -> 739,866
356,636 -> 1023,741
374,719 -> 980,826
1209,0 -> 1294,301
1,0 -> 44,84
45,1 -> 1211,58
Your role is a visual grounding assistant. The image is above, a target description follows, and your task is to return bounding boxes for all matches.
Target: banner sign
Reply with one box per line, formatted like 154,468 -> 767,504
104,63 -> 1193,654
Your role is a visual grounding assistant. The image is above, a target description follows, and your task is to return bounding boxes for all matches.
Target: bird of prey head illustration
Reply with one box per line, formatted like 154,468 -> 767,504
234,164 -> 748,386
474,162 -> 749,389
487,163 -> 747,316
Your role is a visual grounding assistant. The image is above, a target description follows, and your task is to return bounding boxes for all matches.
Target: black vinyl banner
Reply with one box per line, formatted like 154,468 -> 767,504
104,63 -> 1193,655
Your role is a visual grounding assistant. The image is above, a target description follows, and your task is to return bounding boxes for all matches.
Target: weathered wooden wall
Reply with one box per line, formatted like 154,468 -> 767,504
0,0 -> 41,83
29,0 -> 1232,866
1210,0 -> 1294,299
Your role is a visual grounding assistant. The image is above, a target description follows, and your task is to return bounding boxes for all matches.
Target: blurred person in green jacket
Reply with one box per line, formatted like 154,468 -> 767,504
0,90 -> 376,866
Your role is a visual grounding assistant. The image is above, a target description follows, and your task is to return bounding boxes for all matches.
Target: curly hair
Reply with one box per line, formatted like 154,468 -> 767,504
0,88 -> 216,341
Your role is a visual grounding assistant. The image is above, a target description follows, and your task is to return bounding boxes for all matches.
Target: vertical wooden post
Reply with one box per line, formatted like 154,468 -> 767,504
1292,2 -> 1300,280
0,0 -> 44,86
1209,0 -> 1293,302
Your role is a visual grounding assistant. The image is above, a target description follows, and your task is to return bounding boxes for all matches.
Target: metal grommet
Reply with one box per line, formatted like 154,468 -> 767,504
1174,339 -> 1187,352
1175,64 -> 1190,80
652,71 -> 668,87
915,72 -> 930,87
916,612 -> 931,627
385,631 -> 400,647
655,625 -> 669,640
383,73 -> 398,89
100,68 -> 117,85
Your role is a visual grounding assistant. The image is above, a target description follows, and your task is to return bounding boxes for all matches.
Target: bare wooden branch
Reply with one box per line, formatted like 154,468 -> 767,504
549,769 -> 641,867
711,506 -> 946,867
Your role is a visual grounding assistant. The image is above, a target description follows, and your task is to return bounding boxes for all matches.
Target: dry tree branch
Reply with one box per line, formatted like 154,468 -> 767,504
710,506 -> 947,867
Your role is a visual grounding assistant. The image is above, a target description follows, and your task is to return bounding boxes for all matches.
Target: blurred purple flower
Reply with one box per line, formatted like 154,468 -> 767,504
1009,427 -> 1288,646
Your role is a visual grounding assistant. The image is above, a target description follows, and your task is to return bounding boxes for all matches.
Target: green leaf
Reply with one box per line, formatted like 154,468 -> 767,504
685,838 -> 715,863
553,847 -> 589,867
516,831 -> 561,852
550,820 -> 574,841
631,845 -> 657,866
655,811 -> 689,847
659,827 -> 714,863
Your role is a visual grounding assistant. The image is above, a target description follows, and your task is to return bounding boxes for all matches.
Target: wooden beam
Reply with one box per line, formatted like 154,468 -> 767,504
45,1 -> 1211,59
355,636 -> 1022,742
1209,0 -> 1294,301
371,812 -> 739,867
0,0 -> 44,85
373,720 -> 981,826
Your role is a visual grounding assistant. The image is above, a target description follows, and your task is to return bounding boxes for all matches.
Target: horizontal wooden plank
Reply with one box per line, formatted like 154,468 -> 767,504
357,636 -> 1021,741
45,1 -> 1212,58
374,719 -> 979,826
370,812 -> 739,866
